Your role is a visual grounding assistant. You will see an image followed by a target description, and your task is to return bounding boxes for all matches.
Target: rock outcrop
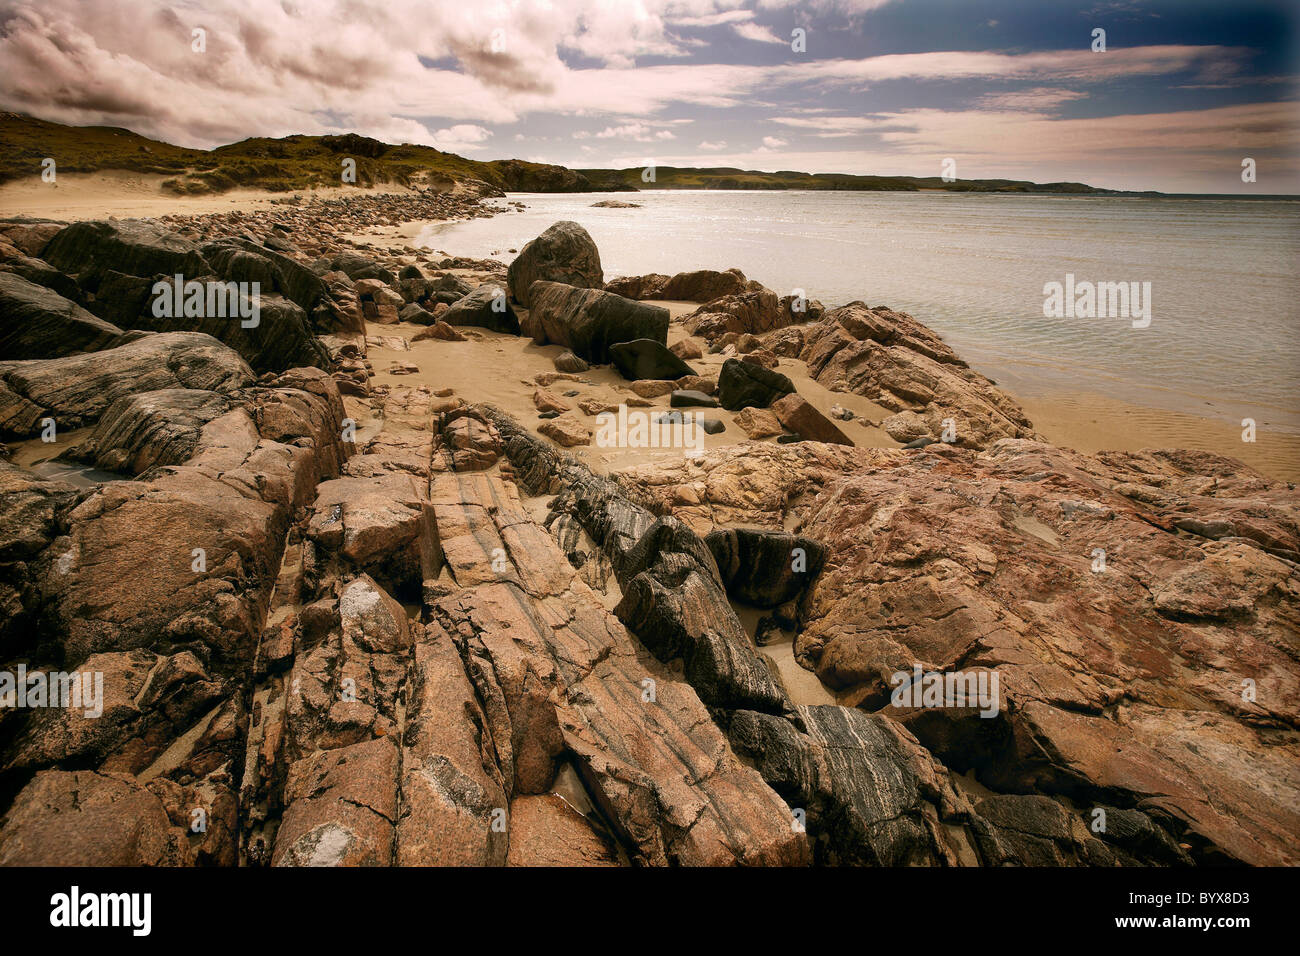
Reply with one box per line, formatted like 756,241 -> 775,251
606,436 -> 1300,866
0,331 -> 254,438
0,272 -> 124,360
1,193 -> 1294,873
798,302 -> 1035,449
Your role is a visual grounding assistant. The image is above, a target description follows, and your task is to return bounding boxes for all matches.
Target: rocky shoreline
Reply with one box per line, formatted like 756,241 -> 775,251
0,193 -> 1296,867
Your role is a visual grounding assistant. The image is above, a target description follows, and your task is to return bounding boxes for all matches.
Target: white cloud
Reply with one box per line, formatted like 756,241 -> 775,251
733,22 -> 786,45
977,88 -> 1089,110
432,124 -> 491,150
596,123 -> 676,142
0,0 -> 1288,192
761,135 -> 788,148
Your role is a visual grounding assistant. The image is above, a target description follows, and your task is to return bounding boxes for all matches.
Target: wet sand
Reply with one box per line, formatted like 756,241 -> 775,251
1021,392 -> 1300,484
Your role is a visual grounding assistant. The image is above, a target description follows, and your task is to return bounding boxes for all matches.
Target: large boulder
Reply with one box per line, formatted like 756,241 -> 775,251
66,388 -> 235,475
39,221 -> 334,372
608,338 -> 696,381
202,238 -> 358,333
525,281 -> 668,365
440,283 -> 520,335
0,255 -> 81,301
507,221 -> 603,308
717,358 -> 795,410
0,272 -> 123,360
0,331 -> 254,438
770,393 -> 854,446
135,288 -> 331,374
42,219 -> 207,288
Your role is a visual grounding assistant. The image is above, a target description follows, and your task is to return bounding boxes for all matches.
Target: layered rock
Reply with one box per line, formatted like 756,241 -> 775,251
799,302 -> 1035,448
683,288 -> 786,341
0,366 -> 351,867
37,219 -> 333,372
0,331 -> 254,438
524,281 -> 669,364
0,272 -> 123,360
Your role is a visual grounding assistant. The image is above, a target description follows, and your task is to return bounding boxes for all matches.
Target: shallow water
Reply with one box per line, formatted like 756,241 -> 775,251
417,190 -> 1300,433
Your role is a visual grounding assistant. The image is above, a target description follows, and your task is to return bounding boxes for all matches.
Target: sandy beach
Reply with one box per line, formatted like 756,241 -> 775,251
5,172 -> 1294,483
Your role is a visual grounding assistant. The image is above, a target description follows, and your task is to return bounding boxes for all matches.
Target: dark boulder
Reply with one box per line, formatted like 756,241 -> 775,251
705,527 -> 826,608
440,283 -> 520,335
507,221 -> 602,308
202,238 -> 342,327
399,302 -> 433,324
0,256 -> 81,302
717,358 -> 795,410
131,285 -> 329,373
0,272 -> 123,360
526,281 -> 668,364
609,338 -> 695,381
42,220 -> 207,289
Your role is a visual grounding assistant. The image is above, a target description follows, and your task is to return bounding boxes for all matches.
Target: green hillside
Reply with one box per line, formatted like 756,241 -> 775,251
0,113 -> 599,194
0,113 -> 1131,197
577,165 -> 1120,194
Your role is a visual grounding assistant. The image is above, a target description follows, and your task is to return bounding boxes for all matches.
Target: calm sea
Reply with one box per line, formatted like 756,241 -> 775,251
416,190 -> 1300,432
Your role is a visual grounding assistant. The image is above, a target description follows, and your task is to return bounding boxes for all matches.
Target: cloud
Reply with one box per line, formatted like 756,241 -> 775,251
770,115 -> 885,136
733,22 -> 786,45
0,0 -> 1259,154
0,0 -> 1290,193
431,124 -> 491,151
977,88 -> 1090,110
596,123 -> 676,141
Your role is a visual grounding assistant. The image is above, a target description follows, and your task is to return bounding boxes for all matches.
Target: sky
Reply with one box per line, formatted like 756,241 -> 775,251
1,0 -> 1297,193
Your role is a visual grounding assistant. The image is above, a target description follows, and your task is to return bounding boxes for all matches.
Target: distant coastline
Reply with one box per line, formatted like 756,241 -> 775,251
0,111 -> 1197,199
